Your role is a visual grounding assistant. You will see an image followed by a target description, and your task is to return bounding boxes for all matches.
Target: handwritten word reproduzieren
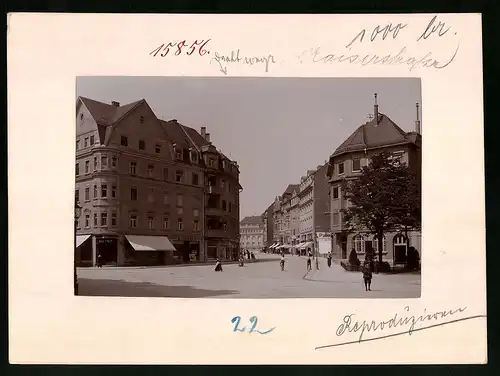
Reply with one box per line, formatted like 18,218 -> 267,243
231,316 -> 275,335
150,40 -> 211,57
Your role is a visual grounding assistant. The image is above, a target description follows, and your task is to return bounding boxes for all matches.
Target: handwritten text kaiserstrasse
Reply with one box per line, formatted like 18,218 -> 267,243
298,15 -> 460,71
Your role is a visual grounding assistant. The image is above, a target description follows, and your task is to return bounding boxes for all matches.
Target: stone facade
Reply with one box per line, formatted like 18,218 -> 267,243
75,97 -> 241,266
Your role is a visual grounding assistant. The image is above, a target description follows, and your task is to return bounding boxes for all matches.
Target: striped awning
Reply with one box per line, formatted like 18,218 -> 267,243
76,235 -> 91,248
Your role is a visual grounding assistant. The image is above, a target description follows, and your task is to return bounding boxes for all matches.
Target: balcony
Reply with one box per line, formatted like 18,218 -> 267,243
206,206 -> 226,217
206,228 -> 230,238
207,185 -> 225,195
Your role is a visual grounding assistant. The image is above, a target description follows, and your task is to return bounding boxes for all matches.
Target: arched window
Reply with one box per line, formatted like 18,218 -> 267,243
372,235 -> 386,254
393,234 -> 407,246
352,234 -> 364,253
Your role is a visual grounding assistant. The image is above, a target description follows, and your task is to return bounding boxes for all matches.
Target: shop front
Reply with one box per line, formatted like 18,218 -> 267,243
124,234 -> 176,266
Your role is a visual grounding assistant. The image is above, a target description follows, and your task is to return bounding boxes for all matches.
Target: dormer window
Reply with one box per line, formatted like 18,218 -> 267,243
175,149 -> 182,160
190,151 -> 198,163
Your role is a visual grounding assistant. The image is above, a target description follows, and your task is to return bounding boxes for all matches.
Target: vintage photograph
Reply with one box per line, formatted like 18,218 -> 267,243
74,77 -> 422,299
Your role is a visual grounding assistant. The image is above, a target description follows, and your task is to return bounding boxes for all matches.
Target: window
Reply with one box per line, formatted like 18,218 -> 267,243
85,214 -> 90,227
177,207 -> 184,215
191,151 -> 198,163
333,212 -> 339,225
111,156 -> 117,167
163,168 -> 169,181
352,158 -> 361,172
85,187 -> 90,201
223,223 -> 228,231
85,160 -> 90,174
111,185 -> 116,198
90,135 -> 95,145
93,185 -> 97,199
93,213 -> 98,227
177,218 -> 184,230
193,209 -> 199,217
228,183 -> 231,192
353,234 -> 364,253
75,162 -> 80,176
76,140 -> 80,150
94,157 -> 98,171
101,184 -> 107,198
209,158 -> 216,167
139,140 -> 145,150
148,187 -> 154,203
101,212 -> 107,226
155,144 -> 161,154
192,173 -> 199,185
222,200 -> 227,211
229,202 -> 232,212
333,186 -> 339,199
175,149 -> 182,159
163,216 -> 169,229
75,189 -> 79,202
193,220 -> 199,231
84,137 -> 89,147
175,170 -> 183,183
338,162 -> 344,174
148,165 -> 154,178
131,187 -> 138,201
221,179 -> 225,188
129,214 -> 137,228
163,192 -> 169,204
111,212 -> 117,226
129,162 -> 136,175
140,116 -> 145,123
121,136 -> 128,146
148,216 -> 154,229
101,156 -> 108,168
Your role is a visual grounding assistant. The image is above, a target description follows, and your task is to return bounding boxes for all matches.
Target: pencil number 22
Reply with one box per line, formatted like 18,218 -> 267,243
231,316 -> 276,335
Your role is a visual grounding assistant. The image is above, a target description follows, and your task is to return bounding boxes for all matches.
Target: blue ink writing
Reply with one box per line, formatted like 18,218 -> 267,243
231,316 -> 276,335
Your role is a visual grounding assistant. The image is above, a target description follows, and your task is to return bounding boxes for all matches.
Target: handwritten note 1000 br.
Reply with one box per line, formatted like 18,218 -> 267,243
231,316 -> 276,335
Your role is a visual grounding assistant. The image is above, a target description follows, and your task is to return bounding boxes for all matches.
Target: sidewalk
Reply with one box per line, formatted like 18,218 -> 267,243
82,253 -> 280,270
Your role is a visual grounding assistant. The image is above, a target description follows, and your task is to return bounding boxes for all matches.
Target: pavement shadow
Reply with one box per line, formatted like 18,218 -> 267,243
78,278 -> 239,298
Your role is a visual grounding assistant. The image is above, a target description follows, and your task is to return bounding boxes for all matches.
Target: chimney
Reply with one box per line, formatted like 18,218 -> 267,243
374,93 -> 379,124
415,102 -> 421,134
205,133 -> 211,143
111,101 -> 120,107
200,126 -> 206,139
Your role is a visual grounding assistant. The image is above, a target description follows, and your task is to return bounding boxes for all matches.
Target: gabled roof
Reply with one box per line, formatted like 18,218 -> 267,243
332,113 -> 415,157
282,184 -> 299,196
182,125 -> 211,149
79,96 -> 143,126
240,216 -> 263,225
160,120 -> 195,149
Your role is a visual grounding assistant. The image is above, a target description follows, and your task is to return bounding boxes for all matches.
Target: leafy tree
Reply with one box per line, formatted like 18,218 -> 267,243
341,152 -> 421,264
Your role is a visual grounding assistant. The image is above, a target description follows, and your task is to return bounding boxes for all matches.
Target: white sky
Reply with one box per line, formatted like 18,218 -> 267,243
77,77 -> 421,219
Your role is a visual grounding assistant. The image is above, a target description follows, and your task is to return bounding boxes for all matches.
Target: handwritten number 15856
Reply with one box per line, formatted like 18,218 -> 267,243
231,316 -> 275,335
150,39 -> 211,57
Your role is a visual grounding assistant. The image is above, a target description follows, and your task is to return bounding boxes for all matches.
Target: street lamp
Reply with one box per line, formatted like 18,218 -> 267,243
74,196 -> 82,295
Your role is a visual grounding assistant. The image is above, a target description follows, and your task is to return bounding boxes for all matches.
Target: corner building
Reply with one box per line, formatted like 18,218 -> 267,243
75,97 -> 241,266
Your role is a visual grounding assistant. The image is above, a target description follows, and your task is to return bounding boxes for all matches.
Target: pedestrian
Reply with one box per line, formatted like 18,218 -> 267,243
362,260 -> 372,291
214,258 -> 223,272
327,252 -> 332,267
307,256 -> 312,271
280,254 -> 285,271
239,255 -> 244,267
97,254 -> 103,268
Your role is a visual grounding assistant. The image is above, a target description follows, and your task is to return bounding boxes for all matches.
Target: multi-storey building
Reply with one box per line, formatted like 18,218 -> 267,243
326,95 -> 422,265
75,97 -> 241,266
289,188 -> 300,253
239,216 -> 264,251
269,184 -> 298,253
297,164 -> 330,256
262,202 -> 274,250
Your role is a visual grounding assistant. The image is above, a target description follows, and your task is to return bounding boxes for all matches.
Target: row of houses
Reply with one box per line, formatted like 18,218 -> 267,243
75,96 -> 242,266
262,94 -> 422,265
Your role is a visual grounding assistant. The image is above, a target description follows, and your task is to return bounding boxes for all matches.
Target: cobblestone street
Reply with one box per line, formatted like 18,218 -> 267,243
77,253 -> 420,298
